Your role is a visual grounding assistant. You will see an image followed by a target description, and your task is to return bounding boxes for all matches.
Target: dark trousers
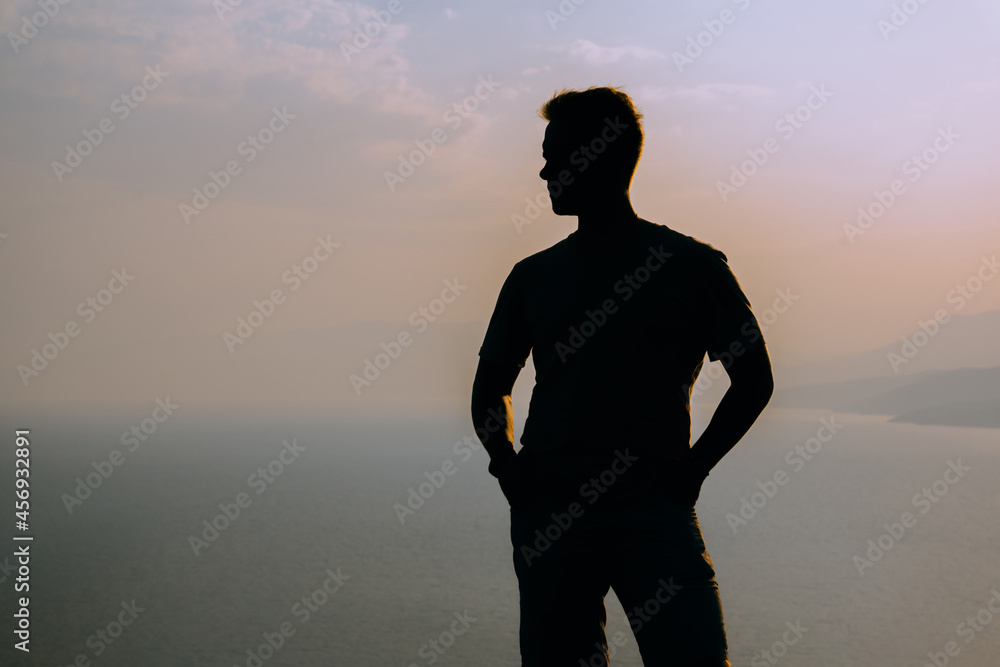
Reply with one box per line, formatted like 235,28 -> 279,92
508,454 -> 730,666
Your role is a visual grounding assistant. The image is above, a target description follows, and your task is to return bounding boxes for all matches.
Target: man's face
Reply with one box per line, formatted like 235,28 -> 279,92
540,120 -> 627,216
539,121 -> 589,216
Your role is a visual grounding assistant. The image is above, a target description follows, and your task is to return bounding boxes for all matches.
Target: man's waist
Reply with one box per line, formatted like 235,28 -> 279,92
522,414 -> 690,456
517,446 -> 677,509
520,441 -> 678,484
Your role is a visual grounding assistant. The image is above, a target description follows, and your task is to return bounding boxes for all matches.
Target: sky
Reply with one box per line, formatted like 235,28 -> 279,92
2,0 -> 1000,407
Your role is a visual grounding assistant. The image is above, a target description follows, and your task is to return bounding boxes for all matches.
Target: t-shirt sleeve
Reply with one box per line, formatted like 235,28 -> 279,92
695,250 -> 766,362
478,262 -> 533,368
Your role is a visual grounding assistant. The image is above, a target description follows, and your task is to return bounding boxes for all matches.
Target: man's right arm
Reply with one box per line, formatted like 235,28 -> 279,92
471,357 -> 521,480
473,261 -> 531,480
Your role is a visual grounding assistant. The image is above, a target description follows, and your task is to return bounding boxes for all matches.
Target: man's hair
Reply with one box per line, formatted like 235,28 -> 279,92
538,86 -> 644,186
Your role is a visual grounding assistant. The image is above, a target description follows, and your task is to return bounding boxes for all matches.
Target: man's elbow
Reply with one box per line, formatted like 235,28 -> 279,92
729,350 -> 774,406
758,371 -> 774,405
470,388 -> 495,423
471,379 -> 506,414
471,358 -> 519,413
470,384 -> 509,431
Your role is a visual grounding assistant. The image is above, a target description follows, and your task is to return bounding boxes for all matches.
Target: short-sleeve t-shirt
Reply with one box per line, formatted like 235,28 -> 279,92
478,218 -> 765,476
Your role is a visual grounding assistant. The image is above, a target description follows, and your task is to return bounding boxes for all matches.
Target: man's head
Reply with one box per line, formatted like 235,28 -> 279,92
537,86 -> 644,216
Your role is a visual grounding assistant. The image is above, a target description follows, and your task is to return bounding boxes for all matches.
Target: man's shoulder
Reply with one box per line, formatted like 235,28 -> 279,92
511,235 -> 576,274
639,219 -> 729,265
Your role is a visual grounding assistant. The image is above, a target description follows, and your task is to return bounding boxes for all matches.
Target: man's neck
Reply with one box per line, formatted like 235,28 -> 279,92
574,195 -> 640,247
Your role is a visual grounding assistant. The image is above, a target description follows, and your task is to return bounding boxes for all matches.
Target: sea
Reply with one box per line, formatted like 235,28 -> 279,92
1,402 -> 998,666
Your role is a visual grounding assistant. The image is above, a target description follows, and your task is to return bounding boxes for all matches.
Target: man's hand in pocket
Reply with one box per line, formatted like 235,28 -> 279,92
659,453 -> 712,507
490,450 -> 542,509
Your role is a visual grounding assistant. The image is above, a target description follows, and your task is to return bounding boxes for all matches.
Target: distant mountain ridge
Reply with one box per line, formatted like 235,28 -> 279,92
775,309 -> 1000,387
772,309 -> 999,428
847,366 -> 1000,415
890,402 -> 1000,428
773,366 -> 1000,429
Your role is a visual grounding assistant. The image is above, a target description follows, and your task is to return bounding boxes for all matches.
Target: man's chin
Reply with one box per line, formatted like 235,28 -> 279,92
549,199 -> 578,216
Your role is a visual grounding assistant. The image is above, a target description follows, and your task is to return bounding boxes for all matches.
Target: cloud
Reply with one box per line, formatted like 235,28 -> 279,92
551,39 -> 665,65
0,0 -> 438,119
639,83 -> 774,102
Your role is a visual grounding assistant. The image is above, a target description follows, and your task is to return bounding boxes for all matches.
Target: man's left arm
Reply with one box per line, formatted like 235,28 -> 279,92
687,344 -> 773,474
683,249 -> 774,482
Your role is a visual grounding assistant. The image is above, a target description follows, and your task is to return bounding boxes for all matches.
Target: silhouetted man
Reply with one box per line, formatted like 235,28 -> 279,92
471,86 -> 773,667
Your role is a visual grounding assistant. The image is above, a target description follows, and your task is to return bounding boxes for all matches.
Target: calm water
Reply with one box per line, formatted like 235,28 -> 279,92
1,404 -> 998,666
